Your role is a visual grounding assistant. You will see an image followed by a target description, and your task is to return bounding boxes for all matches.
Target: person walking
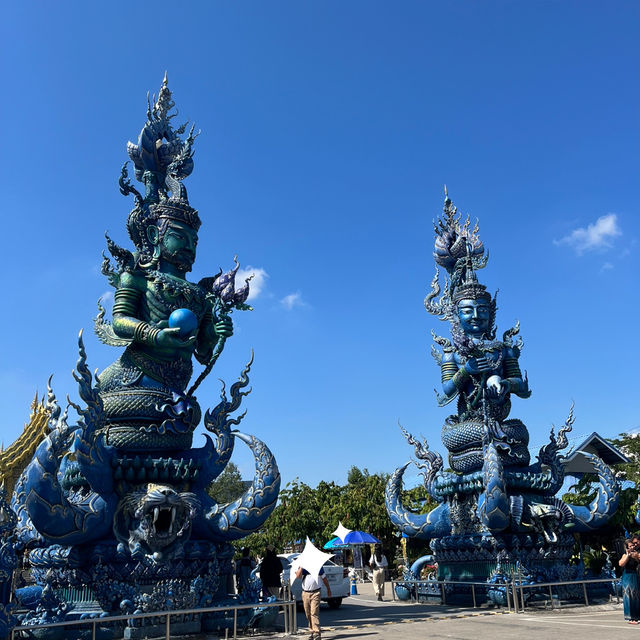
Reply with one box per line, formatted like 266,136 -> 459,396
236,547 -> 255,594
619,536 -> 640,624
295,564 -> 331,640
369,547 -> 388,601
259,544 -> 282,598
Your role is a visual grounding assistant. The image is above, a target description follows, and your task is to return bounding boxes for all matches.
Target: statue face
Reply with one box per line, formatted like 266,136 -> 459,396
157,220 -> 198,273
457,298 -> 490,337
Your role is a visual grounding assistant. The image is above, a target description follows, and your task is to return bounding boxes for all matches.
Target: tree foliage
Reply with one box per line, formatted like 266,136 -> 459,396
609,433 -> 640,487
206,462 -> 246,504
236,466 -> 434,565
606,432 -> 640,533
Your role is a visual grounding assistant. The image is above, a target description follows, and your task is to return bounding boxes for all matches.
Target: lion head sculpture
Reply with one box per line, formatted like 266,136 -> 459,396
114,483 -> 200,560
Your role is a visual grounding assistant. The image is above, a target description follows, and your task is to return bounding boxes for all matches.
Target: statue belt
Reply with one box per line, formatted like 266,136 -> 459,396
125,347 -> 193,388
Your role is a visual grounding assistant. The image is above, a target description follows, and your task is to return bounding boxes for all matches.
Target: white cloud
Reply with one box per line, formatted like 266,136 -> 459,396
600,262 -> 614,273
100,290 -> 114,305
555,214 -> 621,254
235,266 -> 269,301
280,291 -> 305,310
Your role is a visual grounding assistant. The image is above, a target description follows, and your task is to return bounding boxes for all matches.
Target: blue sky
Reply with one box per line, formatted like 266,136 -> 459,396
1,1 -> 638,489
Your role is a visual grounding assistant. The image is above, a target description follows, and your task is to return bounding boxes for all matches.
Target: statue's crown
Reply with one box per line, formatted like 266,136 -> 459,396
120,74 -> 203,252
452,253 -> 491,303
150,200 -> 201,232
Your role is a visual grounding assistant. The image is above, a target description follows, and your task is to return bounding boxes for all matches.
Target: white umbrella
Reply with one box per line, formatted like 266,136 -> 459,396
290,537 -> 334,584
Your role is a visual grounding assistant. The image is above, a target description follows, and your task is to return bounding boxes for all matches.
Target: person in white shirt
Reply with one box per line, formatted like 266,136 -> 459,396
369,547 -> 388,601
295,565 -> 331,640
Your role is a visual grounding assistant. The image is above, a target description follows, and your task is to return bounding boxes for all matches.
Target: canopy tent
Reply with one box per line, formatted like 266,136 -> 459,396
329,522 -> 381,546
323,537 -> 350,550
342,531 -> 380,545
325,525 -> 382,583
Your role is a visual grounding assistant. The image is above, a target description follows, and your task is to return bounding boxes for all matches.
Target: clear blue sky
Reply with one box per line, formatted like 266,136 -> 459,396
1,2 -> 638,489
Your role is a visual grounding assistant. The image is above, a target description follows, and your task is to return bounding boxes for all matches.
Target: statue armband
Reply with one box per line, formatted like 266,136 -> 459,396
112,284 -> 159,345
132,322 -> 160,346
441,361 -> 458,383
503,357 -> 523,380
112,286 -> 139,317
503,357 -> 531,397
451,367 -> 470,391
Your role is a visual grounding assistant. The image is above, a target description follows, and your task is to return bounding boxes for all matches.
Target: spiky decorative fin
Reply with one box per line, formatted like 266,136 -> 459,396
94,301 -> 132,347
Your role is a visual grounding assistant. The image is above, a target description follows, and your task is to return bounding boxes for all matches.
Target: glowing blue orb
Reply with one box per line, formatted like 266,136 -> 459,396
168,308 -> 198,337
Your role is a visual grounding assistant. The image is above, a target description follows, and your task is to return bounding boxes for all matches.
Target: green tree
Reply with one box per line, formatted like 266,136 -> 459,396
231,467 -> 440,567
401,485 -> 439,515
347,466 -> 370,485
610,432 -> 640,486
206,462 -> 246,504
606,432 -> 640,532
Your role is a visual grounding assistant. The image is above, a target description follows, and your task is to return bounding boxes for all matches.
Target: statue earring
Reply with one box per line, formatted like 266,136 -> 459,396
150,244 -> 161,268
139,244 -> 161,269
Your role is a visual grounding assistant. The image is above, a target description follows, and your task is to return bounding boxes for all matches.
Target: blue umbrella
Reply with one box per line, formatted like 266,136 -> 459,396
323,537 -> 349,550
342,531 -> 380,545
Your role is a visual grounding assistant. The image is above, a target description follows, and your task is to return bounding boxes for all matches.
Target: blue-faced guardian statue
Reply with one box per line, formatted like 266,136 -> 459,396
385,191 -> 620,585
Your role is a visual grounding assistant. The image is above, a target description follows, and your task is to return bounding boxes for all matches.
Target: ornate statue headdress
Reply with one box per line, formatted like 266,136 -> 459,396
424,188 -> 497,345
452,253 -> 492,304
118,73 -> 202,267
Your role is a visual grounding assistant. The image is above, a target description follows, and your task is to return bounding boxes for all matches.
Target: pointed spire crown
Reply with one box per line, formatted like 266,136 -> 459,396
119,75 -> 203,259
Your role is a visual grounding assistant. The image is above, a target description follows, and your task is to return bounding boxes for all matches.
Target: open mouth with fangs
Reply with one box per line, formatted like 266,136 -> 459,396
152,506 -> 177,539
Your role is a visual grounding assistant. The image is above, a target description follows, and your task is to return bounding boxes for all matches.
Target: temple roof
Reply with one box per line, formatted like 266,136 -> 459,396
561,432 -> 629,475
0,393 -> 49,495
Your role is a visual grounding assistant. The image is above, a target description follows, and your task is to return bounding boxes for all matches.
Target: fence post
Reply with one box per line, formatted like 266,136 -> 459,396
289,586 -> 296,634
471,583 -> 477,608
92,620 -> 97,640
441,582 -> 446,605
548,585 -> 554,610
290,600 -> 295,635
291,601 -> 295,635
582,581 -> 589,606
233,608 -> 238,640
504,582 -> 511,612
283,600 -> 288,635
290,599 -> 295,635
511,580 -> 519,613
165,613 -> 170,640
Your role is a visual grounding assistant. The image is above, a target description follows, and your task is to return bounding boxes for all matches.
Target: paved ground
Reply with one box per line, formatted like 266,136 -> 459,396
251,581 -> 632,640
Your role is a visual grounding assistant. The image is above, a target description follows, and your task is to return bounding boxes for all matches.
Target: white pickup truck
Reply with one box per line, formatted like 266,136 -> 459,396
278,553 -> 350,609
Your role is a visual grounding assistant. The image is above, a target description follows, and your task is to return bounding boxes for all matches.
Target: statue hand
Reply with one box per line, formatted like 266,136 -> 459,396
486,375 -> 508,401
156,327 -> 196,350
214,316 -> 233,339
465,356 -> 492,375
